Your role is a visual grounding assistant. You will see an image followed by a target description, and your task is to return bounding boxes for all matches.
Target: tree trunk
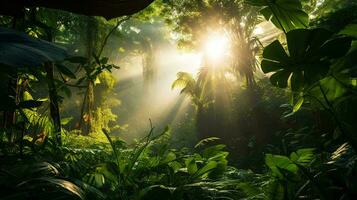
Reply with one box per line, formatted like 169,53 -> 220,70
79,16 -> 97,135
79,80 -> 94,135
45,62 -> 62,145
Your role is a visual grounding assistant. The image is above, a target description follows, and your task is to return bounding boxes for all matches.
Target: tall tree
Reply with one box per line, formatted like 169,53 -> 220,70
163,0 -> 261,87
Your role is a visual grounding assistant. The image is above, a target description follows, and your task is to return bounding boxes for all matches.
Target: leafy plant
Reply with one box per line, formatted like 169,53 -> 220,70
246,0 -> 309,33
261,28 -> 352,91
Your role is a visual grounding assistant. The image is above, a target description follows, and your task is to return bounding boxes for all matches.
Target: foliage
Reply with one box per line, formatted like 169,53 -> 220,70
246,0 -> 309,33
1,0 -> 357,200
261,28 -> 352,90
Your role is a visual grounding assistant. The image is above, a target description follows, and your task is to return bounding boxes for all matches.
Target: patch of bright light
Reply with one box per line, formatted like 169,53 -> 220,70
204,33 -> 229,63
253,26 -> 264,35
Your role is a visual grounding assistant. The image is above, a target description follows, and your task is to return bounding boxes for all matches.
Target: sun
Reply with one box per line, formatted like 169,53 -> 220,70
203,33 -> 230,63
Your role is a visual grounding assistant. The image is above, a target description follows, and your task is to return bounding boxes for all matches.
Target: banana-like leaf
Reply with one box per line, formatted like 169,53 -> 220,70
0,27 -> 68,69
0,0 -> 154,20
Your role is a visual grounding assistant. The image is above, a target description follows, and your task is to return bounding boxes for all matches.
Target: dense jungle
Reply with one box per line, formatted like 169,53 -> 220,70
1,0 -> 357,199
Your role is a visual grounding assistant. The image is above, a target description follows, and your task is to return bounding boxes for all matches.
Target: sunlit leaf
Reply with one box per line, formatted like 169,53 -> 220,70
293,97 -> 304,112
246,0 -> 309,32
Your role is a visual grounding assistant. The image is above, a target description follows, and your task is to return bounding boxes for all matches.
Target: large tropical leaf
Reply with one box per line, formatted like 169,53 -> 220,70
0,0 -> 154,20
0,27 -> 68,69
265,154 -> 298,178
261,28 -> 352,91
290,148 -> 315,166
246,0 -> 309,32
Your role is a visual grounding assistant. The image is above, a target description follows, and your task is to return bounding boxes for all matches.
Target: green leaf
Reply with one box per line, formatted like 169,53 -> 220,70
18,100 -> 43,109
293,97 -> 304,112
185,158 -> 198,175
56,64 -> 76,79
0,27 -> 67,68
100,57 -> 109,64
290,148 -> 315,166
194,137 -> 220,148
61,117 -> 73,126
270,70 -> 291,88
193,160 -> 217,178
261,28 -> 352,90
262,40 -> 289,67
339,24 -> 357,38
265,154 -> 298,178
247,0 -> 309,32
202,144 -> 226,159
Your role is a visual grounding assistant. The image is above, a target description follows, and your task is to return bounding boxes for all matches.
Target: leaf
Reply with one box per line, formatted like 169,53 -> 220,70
65,56 -> 88,64
194,137 -> 220,148
319,76 -> 347,102
185,158 -> 198,175
193,160 -> 218,178
102,129 -> 120,169
18,100 -> 43,109
94,77 -> 101,85
265,154 -> 298,178
56,64 -> 76,79
339,24 -> 357,38
261,28 -> 352,91
290,148 -> 315,166
202,144 -> 226,159
18,177 -> 85,199
247,0 -> 309,32
61,117 -> 73,126
262,41 -> 289,70
293,97 -> 304,112
100,57 -> 109,64
0,27 -> 67,68
163,152 -> 176,163
320,37 -> 353,58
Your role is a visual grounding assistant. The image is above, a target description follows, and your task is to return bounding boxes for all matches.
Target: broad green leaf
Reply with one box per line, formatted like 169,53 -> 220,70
319,76 -> 347,102
265,154 -> 298,178
0,27 -> 67,68
269,70 -> 291,88
261,28 -> 352,91
185,158 -> 198,175
163,152 -> 176,163
247,0 -> 309,32
290,148 -> 315,166
56,64 -> 76,79
339,24 -> 357,38
193,160 -> 218,178
202,144 -> 226,159
262,40 -> 289,67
